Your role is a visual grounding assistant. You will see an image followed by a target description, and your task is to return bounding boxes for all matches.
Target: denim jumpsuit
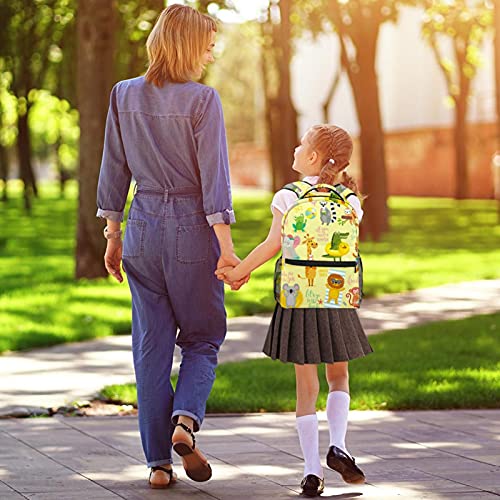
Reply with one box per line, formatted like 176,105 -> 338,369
96,77 -> 235,467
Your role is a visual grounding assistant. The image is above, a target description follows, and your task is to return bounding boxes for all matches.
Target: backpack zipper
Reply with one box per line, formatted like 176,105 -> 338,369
284,259 -> 357,268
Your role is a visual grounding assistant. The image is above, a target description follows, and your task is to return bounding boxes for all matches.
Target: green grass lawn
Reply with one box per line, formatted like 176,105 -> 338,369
99,313 -> 500,411
0,180 -> 499,353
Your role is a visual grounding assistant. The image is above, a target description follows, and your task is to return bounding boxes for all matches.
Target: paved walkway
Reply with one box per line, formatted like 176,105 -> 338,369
1,280 -> 499,498
0,410 -> 499,499
1,280 -> 499,413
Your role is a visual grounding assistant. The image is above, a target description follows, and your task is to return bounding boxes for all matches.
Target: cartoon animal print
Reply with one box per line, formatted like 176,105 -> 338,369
283,234 -> 301,260
283,283 -> 301,307
339,207 -> 357,226
323,232 -> 350,261
326,273 -> 345,305
298,266 -> 317,287
292,214 -> 307,232
302,233 -> 318,260
346,287 -> 361,307
319,202 -> 337,225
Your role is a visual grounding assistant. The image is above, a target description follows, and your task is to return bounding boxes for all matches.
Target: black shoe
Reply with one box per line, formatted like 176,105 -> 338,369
326,445 -> 365,484
300,474 -> 325,497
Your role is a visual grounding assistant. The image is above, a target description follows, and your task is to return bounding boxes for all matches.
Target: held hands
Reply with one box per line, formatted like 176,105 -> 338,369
216,253 -> 250,291
104,239 -> 124,283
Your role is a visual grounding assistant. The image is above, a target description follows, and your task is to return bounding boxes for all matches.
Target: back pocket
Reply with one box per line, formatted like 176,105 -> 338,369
176,224 -> 210,264
123,219 -> 146,258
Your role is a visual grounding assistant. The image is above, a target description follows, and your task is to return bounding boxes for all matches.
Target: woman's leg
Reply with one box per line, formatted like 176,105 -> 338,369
325,362 -> 350,452
295,364 -> 323,480
124,260 -> 177,468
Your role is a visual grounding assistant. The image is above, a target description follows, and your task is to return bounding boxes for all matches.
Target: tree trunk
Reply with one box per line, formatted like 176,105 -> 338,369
322,56 -> 343,123
495,0 -> 500,220
261,2 -> 298,192
341,30 -> 388,241
75,0 -> 116,279
0,144 -> 8,202
453,94 -> 468,199
274,0 -> 298,190
495,0 -> 500,148
17,108 -> 38,212
453,42 -> 470,200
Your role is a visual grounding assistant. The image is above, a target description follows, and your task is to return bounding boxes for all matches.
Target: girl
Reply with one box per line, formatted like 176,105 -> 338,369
217,124 -> 372,497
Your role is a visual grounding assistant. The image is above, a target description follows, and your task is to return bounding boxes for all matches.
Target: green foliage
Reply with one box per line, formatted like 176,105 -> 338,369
116,1 -> 165,80
0,0 -> 76,95
28,90 -> 79,171
421,0 -> 493,100
296,0 -> 412,40
0,71 -> 17,147
0,182 -> 499,353
99,313 -> 500,411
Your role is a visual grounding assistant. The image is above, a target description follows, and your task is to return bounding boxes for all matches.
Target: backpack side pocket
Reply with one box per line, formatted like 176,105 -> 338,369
274,256 -> 283,303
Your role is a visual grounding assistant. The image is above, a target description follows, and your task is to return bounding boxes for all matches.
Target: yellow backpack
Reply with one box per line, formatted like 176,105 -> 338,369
274,181 -> 363,309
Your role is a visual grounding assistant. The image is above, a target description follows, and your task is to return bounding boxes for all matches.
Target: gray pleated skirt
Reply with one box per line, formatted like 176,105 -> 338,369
263,304 -> 373,365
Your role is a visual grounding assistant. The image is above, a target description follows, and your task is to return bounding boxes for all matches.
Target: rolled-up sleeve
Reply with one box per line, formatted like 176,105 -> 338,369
96,83 -> 132,222
194,88 -> 235,226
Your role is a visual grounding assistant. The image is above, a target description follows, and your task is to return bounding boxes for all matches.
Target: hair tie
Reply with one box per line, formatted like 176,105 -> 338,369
328,158 -> 335,165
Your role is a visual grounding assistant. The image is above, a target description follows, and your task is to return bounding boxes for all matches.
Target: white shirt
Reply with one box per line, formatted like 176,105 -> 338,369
271,175 -> 364,221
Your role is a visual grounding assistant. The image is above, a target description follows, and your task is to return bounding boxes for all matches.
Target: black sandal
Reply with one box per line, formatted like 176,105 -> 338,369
172,422 -> 212,482
149,465 -> 176,489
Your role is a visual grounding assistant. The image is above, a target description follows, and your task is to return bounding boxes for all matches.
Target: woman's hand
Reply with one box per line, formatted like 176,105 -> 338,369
104,239 -> 124,283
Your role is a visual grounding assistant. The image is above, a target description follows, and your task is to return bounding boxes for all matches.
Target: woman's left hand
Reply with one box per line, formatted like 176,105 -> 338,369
104,239 -> 124,283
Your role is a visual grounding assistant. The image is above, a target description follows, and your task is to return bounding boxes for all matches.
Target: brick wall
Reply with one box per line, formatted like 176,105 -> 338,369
230,122 -> 497,199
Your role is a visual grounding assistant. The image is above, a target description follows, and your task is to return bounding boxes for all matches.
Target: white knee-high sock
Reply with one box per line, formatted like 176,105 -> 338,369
296,414 -> 323,478
326,391 -> 350,454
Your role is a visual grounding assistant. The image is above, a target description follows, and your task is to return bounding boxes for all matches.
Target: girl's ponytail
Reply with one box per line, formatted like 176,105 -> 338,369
308,124 -> 364,199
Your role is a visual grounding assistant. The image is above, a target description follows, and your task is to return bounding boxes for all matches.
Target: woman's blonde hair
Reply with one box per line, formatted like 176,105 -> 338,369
308,124 -> 363,198
145,4 -> 217,86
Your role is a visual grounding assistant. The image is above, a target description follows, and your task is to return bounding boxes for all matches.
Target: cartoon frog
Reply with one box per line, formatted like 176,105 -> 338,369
293,214 -> 307,232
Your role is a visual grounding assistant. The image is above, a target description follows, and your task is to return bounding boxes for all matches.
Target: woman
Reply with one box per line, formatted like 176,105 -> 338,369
96,4 -> 247,489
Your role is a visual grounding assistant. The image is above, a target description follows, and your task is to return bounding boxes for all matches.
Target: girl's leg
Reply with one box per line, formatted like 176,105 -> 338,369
325,362 -> 350,453
295,364 -> 323,480
325,362 -> 365,484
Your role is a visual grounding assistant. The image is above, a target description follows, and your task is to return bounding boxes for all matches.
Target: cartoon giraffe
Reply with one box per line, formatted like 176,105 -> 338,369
302,233 -> 318,260
298,234 -> 318,286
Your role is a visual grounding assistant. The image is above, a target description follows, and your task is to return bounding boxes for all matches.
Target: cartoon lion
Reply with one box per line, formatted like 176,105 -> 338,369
326,273 -> 345,305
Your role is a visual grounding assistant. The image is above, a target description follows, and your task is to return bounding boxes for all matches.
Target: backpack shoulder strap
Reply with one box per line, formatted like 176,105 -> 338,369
281,180 -> 313,199
334,183 -> 357,202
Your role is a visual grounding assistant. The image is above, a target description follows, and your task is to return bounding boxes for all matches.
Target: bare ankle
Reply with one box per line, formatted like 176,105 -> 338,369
177,415 -> 194,431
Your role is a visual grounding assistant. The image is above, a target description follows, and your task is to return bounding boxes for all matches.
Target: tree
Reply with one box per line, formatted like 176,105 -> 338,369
260,0 -> 299,191
0,0 -> 75,210
422,0 -> 493,199
300,0 -> 418,240
0,70 -> 17,202
494,0 -> 500,221
75,0 -> 117,279
495,0 -> 500,148
116,0 -> 165,81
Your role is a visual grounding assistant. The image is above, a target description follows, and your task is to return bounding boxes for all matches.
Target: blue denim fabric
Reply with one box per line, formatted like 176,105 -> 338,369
122,187 -> 226,467
95,77 -> 233,468
96,76 -> 235,226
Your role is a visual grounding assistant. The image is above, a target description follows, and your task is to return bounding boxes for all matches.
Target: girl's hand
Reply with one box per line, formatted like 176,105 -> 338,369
229,273 -> 250,291
215,266 -> 250,291
104,239 -> 124,283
